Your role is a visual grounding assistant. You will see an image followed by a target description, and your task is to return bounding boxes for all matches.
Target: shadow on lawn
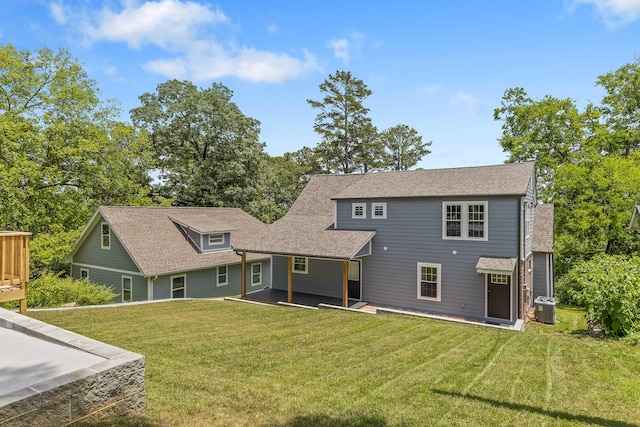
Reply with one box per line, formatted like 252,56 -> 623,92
432,389 -> 637,427
70,416 -> 160,427
262,412 -> 395,427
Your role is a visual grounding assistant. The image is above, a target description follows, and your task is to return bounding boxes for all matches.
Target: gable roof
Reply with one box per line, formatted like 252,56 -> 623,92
235,162 -> 535,259
65,207 -> 267,276
332,162 -> 535,199
532,203 -> 554,253
235,174 -> 375,259
629,203 -> 640,231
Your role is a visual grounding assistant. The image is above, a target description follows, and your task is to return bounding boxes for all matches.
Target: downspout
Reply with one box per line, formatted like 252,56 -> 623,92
147,275 -> 158,300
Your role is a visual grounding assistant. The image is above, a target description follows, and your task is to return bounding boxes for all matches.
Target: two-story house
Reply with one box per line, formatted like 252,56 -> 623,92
235,162 -> 553,325
64,207 -> 271,302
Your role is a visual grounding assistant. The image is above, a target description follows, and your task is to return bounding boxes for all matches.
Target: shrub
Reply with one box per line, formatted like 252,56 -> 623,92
558,255 -> 640,336
3,272 -> 118,309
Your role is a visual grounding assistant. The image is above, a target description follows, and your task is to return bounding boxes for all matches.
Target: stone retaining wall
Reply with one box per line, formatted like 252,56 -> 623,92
0,308 -> 145,426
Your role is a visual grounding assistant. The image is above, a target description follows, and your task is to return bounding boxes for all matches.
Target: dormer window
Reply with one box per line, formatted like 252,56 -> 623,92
208,234 -> 224,245
352,203 -> 366,219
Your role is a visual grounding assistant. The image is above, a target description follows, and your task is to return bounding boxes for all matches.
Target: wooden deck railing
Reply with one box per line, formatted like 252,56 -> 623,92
0,231 -> 31,314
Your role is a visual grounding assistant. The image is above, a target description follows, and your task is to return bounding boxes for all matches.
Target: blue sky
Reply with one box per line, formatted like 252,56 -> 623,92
2,0 -> 640,169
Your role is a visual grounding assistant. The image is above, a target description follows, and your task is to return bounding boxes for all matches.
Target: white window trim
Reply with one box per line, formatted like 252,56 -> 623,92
442,201 -> 488,241
525,205 -> 532,239
79,268 -> 89,279
251,262 -> 262,286
122,275 -> 132,303
208,233 -> 225,245
371,202 -> 387,219
171,274 -> 186,298
417,262 -> 442,302
293,256 -> 308,274
216,265 -> 228,287
352,202 -> 366,219
101,222 -> 111,249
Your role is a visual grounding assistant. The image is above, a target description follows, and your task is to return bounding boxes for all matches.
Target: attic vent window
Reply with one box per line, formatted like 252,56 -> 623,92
209,234 -> 224,245
372,202 -> 387,219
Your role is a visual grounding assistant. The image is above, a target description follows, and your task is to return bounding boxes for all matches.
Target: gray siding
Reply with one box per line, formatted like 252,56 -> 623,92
532,252 -> 553,299
72,219 -> 140,273
70,265 -> 147,302
201,232 -> 232,252
152,259 -> 271,299
523,175 -> 537,257
271,256 -> 344,298
333,197 -> 520,322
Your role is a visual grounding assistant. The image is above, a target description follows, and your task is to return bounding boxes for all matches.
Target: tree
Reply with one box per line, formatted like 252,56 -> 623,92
597,59 -> 640,157
131,79 -> 266,209
493,87 -> 598,196
307,71 -> 373,173
380,124 -> 431,171
0,44 -> 156,273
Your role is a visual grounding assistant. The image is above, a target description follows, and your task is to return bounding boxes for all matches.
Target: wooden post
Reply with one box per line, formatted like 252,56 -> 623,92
287,256 -> 293,303
343,260 -> 348,307
241,252 -> 247,298
21,234 -> 29,315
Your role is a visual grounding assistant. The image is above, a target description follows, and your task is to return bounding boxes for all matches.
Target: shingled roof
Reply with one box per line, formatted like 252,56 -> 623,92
236,162 -> 536,259
332,162 -> 535,199
66,207 -> 267,276
532,204 -> 554,253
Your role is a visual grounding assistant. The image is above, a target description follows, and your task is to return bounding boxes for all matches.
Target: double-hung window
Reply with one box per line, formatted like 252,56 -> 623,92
251,263 -> 262,286
417,263 -> 441,302
101,222 -> 111,249
171,275 -> 185,298
122,276 -> 132,303
217,265 -> 228,286
443,202 -> 488,240
293,256 -> 308,274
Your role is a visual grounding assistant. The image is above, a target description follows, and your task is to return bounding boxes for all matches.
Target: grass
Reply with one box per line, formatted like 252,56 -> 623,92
30,301 -> 640,427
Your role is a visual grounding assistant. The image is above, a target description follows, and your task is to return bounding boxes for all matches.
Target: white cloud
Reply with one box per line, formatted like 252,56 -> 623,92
570,0 -> 640,28
54,0 -> 315,83
49,2 -> 68,24
451,91 -> 479,113
267,23 -> 278,35
419,84 -> 442,96
328,38 -> 350,64
328,31 -> 365,65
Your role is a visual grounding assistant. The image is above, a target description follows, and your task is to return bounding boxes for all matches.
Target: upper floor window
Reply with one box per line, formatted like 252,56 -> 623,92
417,262 -> 441,302
525,205 -> 532,239
101,222 -> 111,249
80,268 -> 89,279
352,203 -> 366,219
208,234 -> 224,245
372,202 -> 387,219
293,256 -> 308,274
443,202 -> 488,240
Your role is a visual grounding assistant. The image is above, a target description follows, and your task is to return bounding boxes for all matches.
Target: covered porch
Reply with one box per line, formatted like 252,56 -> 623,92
244,287 -> 364,308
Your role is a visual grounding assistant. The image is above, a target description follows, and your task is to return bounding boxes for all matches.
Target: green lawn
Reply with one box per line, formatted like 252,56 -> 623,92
30,301 -> 640,427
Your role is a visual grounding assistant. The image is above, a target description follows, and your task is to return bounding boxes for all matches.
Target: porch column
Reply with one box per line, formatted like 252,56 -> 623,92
287,256 -> 293,303
342,260 -> 348,307
241,252 -> 246,298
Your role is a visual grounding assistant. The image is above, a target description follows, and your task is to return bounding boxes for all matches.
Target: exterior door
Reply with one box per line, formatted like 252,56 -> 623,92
487,274 -> 510,320
348,260 -> 361,300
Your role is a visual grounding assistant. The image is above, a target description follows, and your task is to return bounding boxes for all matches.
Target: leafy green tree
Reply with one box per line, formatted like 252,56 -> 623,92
307,70 -> 373,173
597,59 -> 640,156
493,87 -> 598,195
131,79 -> 265,209
552,153 -> 640,276
0,44 -> 156,273
380,124 -> 431,171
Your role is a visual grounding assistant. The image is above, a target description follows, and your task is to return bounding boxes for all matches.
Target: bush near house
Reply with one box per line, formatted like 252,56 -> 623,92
557,254 -> 640,337
3,273 -> 117,309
